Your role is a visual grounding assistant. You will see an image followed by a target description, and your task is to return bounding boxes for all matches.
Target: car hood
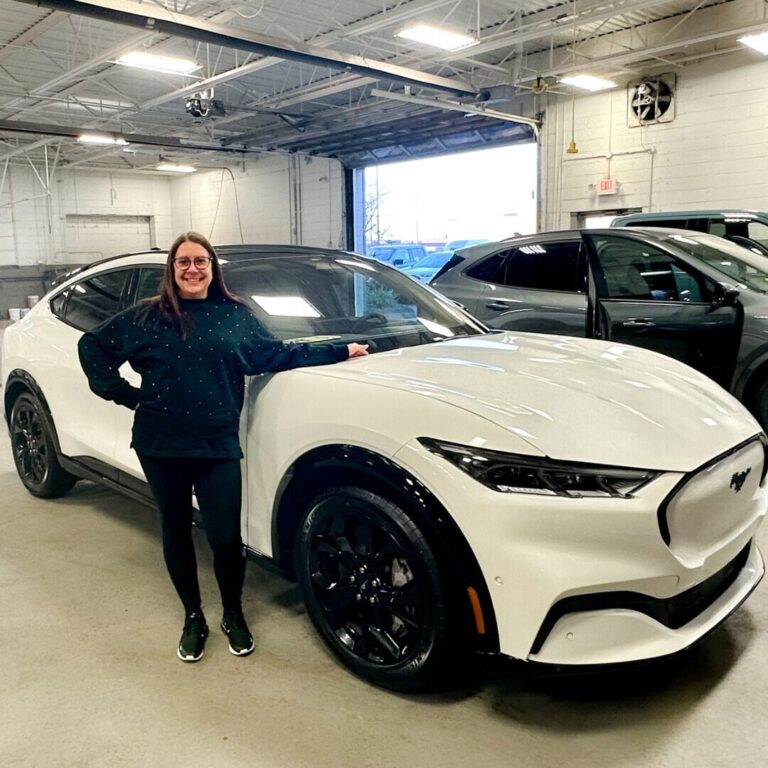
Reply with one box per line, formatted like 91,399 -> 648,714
306,331 -> 760,471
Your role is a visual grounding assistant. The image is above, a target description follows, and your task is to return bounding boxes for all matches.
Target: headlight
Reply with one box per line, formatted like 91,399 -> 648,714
419,438 -> 659,498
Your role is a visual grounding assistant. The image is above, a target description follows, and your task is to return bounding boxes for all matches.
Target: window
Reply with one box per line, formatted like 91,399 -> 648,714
221,255 -> 485,349
135,267 -> 164,304
748,221 -> 768,247
63,269 -> 131,331
49,291 -> 68,319
466,251 -> 507,282
468,241 -> 583,292
592,235 -> 710,302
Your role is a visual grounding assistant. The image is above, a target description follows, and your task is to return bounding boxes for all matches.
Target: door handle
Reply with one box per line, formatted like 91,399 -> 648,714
485,301 -> 509,311
622,318 -> 655,328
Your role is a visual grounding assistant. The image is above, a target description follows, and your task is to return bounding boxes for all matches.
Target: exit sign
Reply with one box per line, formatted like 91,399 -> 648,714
597,178 -> 617,195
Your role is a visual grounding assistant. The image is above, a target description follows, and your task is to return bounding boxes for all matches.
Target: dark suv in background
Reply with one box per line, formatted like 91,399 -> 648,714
612,210 -> 768,255
430,227 -> 768,426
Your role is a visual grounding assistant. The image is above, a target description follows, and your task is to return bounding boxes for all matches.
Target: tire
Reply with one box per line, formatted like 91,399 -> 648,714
10,393 -> 77,498
295,485 -> 455,691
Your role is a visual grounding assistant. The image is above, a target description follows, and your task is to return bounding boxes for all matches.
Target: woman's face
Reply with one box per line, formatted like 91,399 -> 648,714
173,240 -> 213,299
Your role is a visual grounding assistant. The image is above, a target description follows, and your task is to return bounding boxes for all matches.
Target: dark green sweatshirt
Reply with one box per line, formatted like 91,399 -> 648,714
78,297 -> 349,458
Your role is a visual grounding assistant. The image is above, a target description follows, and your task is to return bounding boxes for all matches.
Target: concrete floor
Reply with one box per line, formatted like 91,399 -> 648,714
2,330 -> 768,767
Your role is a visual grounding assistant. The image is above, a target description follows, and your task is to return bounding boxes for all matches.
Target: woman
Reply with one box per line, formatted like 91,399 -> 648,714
78,232 -> 368,662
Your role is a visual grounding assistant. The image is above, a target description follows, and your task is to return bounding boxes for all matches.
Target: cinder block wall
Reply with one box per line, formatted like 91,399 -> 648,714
539,51 -> 768,230
168,154 -> 345,249
0,154 -> 346,318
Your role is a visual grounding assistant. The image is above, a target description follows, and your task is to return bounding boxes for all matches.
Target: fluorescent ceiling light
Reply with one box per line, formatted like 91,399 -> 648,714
77,134 -> 128,146
116,51 -> 200,74
739,32 -> 768,54
396,24 -> 476,51
156,163 -> 196,173
560,74 -> 618,92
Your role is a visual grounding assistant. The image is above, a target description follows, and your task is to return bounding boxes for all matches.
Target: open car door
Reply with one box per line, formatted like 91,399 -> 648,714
585,231 -> 741,389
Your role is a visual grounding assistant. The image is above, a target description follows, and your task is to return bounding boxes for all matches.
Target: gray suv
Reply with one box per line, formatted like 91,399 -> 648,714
430,227 -> 768,425
612,210 -> 768,255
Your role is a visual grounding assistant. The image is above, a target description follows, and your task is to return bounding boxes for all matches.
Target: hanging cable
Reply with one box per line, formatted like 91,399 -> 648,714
208,167 -> 245,244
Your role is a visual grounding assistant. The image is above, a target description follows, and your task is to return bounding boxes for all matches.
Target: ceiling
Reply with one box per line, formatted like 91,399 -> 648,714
0,0 -> 764,173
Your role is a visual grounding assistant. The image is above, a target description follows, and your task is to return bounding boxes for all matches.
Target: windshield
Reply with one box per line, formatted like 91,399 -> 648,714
414,251 -> 451,268
659,231 -> 768,293
369,247 -> 396,261
222,253 -> 486,351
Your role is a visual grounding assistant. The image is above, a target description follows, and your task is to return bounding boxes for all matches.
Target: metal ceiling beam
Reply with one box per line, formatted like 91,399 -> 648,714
0,119 -> 270,155
370,88 -> 541,136
0,136 -> 58,161
11,0 -> 477,97
0,10 -> 64,63
444,0 -> 682,61
135,0 -> 458,114
531,19 -> 768,80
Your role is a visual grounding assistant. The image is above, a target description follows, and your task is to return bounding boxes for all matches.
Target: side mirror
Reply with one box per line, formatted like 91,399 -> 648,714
713,283 -> 740,307
393,258 -> 404,266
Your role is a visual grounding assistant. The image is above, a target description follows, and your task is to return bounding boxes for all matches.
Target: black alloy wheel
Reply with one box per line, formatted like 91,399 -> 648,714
296,486 -> 454,691
10,393 -> 76,498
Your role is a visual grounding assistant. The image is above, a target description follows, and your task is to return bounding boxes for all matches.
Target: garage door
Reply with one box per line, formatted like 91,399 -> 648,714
64,214 -> 153,263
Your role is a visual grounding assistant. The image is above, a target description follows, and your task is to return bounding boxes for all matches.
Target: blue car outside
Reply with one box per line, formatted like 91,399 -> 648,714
401,251 -> 453,282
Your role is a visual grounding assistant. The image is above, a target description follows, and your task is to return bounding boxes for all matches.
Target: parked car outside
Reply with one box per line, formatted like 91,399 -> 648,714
3,244 -> 766,691
401,250 -> 453,282
430,227 -> 768,426
612,210 -> 768,255
446,238 -> 489,250
367,242 -> 428,268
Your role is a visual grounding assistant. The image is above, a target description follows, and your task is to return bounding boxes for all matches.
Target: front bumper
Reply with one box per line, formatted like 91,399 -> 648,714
393,437 -> 767,664
529,540 -> 763,665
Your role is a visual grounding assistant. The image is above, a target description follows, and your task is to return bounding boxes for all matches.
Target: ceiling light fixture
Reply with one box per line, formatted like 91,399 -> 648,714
560,74 -> 618,92
738,31 -> 768,54
156,163 -> 196,173
396,24 -> 476,51
116,51 -> 201,74
77,134 -> 128,146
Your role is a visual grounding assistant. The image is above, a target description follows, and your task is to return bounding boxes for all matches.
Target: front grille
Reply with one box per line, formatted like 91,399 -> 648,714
530,542 -> 751,655
657,436 -> 768,544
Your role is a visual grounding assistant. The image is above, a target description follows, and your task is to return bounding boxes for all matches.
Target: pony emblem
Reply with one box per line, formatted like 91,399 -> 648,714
730,468 -> 751,493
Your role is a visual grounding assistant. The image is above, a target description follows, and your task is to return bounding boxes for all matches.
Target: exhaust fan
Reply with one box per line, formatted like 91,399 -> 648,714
628,74 -> 675,126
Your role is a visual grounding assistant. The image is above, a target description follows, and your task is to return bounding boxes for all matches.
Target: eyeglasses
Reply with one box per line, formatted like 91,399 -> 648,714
173,256 -> 213,270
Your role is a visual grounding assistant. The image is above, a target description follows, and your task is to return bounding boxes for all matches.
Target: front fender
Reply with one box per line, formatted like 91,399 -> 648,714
272,443 -> 500,654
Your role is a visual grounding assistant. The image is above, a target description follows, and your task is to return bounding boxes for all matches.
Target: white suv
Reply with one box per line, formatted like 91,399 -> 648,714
2,244 -> 765,690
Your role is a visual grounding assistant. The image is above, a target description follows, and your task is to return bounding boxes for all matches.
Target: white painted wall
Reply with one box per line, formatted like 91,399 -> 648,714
168,154 -> 346,249
0,153 -> 346,267
539,51 -> 768,230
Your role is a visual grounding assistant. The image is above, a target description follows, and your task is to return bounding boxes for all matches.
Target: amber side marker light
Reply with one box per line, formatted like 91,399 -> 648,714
467,586 -> 486,635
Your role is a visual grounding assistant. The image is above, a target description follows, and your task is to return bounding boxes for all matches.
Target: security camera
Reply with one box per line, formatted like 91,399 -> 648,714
185,97 -> 205,118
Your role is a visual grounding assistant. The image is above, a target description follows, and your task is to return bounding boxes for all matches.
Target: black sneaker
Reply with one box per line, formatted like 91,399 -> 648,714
221,610 -> 254,656
178,611 -> 209,662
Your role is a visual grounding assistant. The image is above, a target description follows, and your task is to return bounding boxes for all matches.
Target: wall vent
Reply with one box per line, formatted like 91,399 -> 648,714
627,74 -> 675,127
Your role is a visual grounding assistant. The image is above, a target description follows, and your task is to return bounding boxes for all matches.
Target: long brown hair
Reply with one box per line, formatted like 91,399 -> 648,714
139,231 -> 243,338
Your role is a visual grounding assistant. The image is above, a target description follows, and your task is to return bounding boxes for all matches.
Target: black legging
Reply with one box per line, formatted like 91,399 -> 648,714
137,454 -> 245,615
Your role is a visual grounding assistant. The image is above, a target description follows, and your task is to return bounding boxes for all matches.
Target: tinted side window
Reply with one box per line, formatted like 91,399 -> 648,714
134,267 -> 164,304
466,251 -> 507,282
592,235 -> 710,302
63,269 -> 131,331
497,241 -> 583,292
